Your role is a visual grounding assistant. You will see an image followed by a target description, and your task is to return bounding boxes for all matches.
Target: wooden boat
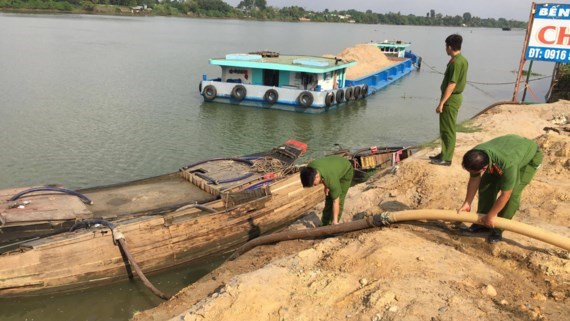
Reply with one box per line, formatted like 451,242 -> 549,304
331,144 -> 415,183
0,141 -> 326,297
0,140 -> 307,249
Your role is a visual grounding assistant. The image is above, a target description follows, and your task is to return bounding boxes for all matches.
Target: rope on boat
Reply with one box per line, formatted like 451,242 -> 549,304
9,186 -> 93,204
70,219 -> 172,300
230,209 -> 570,259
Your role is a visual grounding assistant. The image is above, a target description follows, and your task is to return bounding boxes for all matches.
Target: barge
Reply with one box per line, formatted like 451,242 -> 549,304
199,43 -> 421,113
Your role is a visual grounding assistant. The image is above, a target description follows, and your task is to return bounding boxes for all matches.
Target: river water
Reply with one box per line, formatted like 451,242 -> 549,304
0,13 -> 554,320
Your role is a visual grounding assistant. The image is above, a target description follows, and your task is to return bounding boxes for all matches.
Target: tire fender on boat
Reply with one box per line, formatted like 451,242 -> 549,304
231,85 -> 247,101
335,89 -> 345,103
263,89 -> 279,104
203,85 -> 217,101
199,81 -> 202,94
325,92 -> 335,106
361,84 -> 368,98
353,86 -> 362,99
298,91 -> 314,107
345,87 -> 354,101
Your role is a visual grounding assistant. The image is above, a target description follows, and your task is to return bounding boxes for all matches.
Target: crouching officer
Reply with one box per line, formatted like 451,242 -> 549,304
458,134 -> 542,244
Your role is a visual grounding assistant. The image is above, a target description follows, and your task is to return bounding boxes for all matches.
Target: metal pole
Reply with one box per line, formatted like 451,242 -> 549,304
521,60 -> 534,102
512,3 -> 536,102
546,62 -> 561,102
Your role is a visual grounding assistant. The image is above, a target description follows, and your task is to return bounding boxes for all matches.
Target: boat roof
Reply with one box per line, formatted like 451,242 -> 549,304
370,41 -> 411,49
209,54 -> 357,73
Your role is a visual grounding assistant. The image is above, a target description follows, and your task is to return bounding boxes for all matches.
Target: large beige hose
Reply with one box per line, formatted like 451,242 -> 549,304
387,210 -> 570,251
232,209 -> 570,258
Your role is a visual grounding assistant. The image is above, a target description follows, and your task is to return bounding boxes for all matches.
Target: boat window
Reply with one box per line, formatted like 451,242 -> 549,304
263,69 -> 279,87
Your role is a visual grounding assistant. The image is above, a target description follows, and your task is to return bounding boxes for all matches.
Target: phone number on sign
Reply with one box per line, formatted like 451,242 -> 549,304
527,48 -> 569,61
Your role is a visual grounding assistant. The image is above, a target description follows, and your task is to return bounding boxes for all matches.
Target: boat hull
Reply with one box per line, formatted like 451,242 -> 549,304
345,57 -> 417,95
200,54 -> 419,114
0,141 -> 307,249
0,174 -> 324,297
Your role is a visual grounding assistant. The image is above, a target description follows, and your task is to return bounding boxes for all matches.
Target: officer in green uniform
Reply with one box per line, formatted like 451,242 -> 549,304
300,155 -> 354,226
431,34 -> 469,166
458,135 -> 542,243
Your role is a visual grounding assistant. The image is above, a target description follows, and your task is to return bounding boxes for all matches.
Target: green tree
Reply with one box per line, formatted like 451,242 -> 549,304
463,12 -> 471,24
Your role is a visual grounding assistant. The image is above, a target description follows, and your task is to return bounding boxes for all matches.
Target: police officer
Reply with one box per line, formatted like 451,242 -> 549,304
431,34 -> 469,166
458,135 -> 543,243
300,155 -> 354,226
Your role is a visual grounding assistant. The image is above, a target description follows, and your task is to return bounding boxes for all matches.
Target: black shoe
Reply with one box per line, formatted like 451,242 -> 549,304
430,158 -> 452,166
465,224 -> 491,233
429,153 -> 442,160
487,230 -> 503,244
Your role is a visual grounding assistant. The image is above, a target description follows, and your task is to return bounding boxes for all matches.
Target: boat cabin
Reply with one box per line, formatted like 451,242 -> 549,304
369,40 -> 411,59
209,52 -> 356,91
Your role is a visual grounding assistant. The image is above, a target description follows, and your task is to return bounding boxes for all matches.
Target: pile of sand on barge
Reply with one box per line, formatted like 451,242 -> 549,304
324,44 -> 398,80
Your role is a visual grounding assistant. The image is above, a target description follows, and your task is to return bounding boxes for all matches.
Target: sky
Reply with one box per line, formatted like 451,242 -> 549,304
224,0 -> 559,21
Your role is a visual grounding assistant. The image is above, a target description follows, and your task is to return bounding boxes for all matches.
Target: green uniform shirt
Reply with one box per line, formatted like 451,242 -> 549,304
308,155 -> 352,200
473,135 -> 538,191
440,53 -> 468,94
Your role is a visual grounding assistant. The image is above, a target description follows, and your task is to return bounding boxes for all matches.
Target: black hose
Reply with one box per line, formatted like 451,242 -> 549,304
181,157 -> 253,171
69,218 -> 171,300
230,216 -> 381,260
10,187 -> 93,204
194,171 -> 255,185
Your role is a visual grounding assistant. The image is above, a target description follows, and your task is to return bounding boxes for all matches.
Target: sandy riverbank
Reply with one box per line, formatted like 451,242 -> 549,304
133,100 -> 569,321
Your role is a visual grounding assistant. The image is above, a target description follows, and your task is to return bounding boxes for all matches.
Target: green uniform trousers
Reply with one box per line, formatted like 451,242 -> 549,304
439,94 -> 462,162
478,149 -> 543,232
322,169 -> 354,226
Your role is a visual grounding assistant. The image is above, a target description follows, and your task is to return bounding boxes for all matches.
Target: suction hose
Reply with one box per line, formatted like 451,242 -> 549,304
231,209 -> 570,259
71,219 -> 171,300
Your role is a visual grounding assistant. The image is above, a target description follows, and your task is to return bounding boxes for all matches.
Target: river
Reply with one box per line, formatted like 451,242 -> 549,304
0,13 -> 554,321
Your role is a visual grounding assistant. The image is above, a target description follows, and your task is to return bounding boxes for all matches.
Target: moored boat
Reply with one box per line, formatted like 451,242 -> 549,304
0,167 -> 324,297
331,144 -> 416,183
199,51 -> 368,113
199,43 -> 421,113
0,140 -> 307,250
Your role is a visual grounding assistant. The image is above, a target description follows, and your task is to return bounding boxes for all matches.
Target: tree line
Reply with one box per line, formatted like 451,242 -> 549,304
0,0 -> 527,28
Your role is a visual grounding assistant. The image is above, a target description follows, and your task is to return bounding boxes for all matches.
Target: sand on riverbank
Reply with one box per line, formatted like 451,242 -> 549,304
133,101 -> 569,321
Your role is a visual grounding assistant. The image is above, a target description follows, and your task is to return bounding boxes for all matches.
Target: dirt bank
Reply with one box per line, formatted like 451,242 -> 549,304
133,101 -> 569,321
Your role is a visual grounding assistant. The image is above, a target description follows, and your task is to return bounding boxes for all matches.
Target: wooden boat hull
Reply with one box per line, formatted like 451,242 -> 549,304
0,174 -> 324,297
1,141 -> 307,248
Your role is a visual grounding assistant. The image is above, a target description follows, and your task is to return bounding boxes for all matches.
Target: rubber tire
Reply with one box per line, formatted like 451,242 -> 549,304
231,85 -> 247,101
298,91 -> 314,107
336,89 -> 345,103
198,81 -> 202,94
325,92 -> 335,107
345,87 -> 354,101
353,86 -> 362,100
263,89 -> 279,104
203,85 -> 217,101
361,84 -> 368,98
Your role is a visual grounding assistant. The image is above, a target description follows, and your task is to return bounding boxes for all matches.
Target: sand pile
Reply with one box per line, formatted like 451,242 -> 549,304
325,44 -> 398,80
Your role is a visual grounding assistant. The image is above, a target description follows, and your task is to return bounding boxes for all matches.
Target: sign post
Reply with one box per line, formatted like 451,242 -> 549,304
512,2 -> 570,102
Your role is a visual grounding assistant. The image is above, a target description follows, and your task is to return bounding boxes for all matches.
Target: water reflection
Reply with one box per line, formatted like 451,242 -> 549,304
0,254 -> 227,321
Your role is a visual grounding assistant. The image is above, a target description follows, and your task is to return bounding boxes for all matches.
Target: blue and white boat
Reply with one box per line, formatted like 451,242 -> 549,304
200,45 -> 420,113
200,51 -> 361,113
